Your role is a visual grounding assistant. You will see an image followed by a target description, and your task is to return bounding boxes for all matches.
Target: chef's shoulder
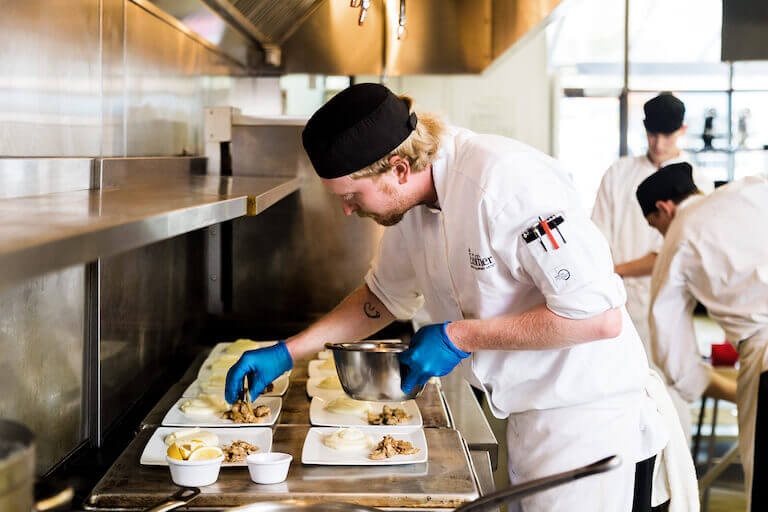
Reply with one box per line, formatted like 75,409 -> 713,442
451,132 -> 573,210
601,155 -> 648,181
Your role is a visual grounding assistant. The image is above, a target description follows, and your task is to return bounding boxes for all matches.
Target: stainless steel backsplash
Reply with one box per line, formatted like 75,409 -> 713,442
0,0 -> 271,474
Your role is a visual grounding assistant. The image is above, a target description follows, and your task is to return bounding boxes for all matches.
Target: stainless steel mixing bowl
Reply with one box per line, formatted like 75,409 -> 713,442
324,341 -> 425,401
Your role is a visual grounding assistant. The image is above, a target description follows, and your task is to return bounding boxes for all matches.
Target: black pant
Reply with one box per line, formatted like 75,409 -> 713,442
632,455 -> 669,512
752,370 -> 768,510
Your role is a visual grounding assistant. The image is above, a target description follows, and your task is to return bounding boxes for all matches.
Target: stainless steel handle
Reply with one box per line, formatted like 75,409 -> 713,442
453,455 -> 622,512
35,486 -> 74,511
142,487 -> 200,512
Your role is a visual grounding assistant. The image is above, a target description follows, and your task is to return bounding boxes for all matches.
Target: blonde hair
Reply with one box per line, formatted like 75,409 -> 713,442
350,95 -> 445,179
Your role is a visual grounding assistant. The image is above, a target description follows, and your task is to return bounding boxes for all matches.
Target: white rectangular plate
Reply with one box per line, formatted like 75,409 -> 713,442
301,427 -> 427,466
140,427 -> 272,467
161,396 -> 282,427
308,359 -> 338,379
309,397 -> 422,428
206,340 -> 280,364
306,378 -> 346,399
183,372 -> 289,398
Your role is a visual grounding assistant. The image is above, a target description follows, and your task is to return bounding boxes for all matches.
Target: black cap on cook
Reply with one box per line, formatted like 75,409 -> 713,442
302,83 -> 418,179
643,93 -> 685,134
636,162 -> 697,216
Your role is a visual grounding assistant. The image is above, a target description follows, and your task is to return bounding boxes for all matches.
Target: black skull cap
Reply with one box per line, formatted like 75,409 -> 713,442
643,93 -> 685,134
301,83 -> 418,179
636,162 -> 697,216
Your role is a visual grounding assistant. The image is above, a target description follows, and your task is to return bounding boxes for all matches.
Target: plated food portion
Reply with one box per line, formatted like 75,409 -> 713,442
141,427 -> 273,467
306,375 -> 347,399
302,426 -> 427,465
308,358 -> 338,378
184,372 -> 289,399
309,396 -> 422,427
162,396 -> 282,427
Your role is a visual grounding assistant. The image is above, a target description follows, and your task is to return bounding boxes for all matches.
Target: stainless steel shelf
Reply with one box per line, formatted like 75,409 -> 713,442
0,174 -> 301,289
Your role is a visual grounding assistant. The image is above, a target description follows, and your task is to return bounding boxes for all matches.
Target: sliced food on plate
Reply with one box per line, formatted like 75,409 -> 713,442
141,427 -> 272,467
162,396 -> 281,427
367,405 -> 411,425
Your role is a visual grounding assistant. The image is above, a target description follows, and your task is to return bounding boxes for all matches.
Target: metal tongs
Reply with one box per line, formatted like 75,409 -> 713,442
240,375 -> 252,406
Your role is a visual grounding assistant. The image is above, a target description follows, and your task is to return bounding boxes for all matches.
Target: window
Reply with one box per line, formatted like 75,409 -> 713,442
550,0 -> 768,207
557,97 -> 620,206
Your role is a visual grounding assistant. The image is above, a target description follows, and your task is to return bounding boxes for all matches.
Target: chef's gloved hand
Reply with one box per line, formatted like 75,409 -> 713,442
399,322 -> 470,394
225,341 -> 293,404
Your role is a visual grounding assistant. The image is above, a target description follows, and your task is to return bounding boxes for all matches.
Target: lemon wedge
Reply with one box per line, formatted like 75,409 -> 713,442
187,446 -> 223,461
166,443 -> 184,460
177,440 -> 207,460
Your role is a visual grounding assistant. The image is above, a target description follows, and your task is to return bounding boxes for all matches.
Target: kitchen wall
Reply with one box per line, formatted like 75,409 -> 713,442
0,0 -> 278,473
377,29 -> 552,154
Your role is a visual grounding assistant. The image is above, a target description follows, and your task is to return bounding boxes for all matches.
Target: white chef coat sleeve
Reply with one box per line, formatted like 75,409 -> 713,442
591,164 -> 615,245
364,227 -> 424,320
649,241 -> 712,402
492,206 -> 627,320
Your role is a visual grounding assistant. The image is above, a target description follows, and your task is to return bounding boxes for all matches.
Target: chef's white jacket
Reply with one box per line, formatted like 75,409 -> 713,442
365,128 -> 667,475
649,175 -> 768,402
592,154 -> 710,352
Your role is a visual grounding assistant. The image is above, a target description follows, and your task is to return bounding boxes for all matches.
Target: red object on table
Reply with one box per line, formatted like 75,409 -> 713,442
711,342 -> 739,367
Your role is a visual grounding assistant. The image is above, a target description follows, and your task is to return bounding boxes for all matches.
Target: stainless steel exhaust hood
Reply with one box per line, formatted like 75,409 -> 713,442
722,0 -> 768,61
200,0 -> 564,75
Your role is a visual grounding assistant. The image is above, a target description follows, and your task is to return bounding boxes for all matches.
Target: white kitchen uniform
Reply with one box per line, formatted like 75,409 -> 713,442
365,127 -> 668,511
649,175 -> 768,510
592,154 -> 710,440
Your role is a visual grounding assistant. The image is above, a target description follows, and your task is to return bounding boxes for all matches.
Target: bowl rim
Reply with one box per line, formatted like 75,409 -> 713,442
246,452 -> 293,465
166,453 -> 224,466
324,341 -> 408,353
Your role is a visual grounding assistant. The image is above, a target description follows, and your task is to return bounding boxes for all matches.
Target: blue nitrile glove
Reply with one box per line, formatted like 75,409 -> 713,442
225,341 -> 293,404
399,322 -> 470,394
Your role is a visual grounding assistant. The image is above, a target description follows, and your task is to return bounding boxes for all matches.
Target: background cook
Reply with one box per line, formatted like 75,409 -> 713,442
638,163 -> 767,510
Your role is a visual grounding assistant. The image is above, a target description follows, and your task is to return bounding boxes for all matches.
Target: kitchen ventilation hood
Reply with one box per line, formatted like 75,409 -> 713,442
201,0 -> 565,74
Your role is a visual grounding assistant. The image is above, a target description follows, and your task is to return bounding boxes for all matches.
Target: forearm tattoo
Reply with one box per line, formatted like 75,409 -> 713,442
363,301 -> 381,319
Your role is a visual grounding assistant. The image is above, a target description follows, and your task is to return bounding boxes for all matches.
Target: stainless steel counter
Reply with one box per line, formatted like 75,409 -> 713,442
85,426 -> 479,510
0,157 -> 301,289
439,373 -> 498,470
87,351 -> 497,510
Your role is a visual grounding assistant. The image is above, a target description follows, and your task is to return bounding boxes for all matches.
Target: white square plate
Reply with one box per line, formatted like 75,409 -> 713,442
161,396 -> 282,427
309,397 -> 422,428
306,378 -> 346,399
140,427 -> 272,467
308,359 -> 338,379
301,427 -> 427,465
206,340 -> 280,362
183,372 -> 289,398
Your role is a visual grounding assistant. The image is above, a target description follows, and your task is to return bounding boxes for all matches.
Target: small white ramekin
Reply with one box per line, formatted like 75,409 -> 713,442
166,454 -> 224,487
246,452 -> 292,484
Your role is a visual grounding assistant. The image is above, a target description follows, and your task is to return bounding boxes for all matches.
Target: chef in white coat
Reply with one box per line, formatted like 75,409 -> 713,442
637,163 -> 766,509
225,84 -> 680,511
592,93 -> 710,439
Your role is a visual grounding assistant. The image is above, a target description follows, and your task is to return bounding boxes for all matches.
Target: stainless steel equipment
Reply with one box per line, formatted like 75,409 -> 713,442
325,341 -> 425,401
0,419 -> 74,512
143,456 -> 620,512
0,419 -> 35,512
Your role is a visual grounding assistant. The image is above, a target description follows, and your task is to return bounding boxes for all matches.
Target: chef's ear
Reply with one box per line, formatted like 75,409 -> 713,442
655,200 -> 675,218
388,156 -> 411,184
